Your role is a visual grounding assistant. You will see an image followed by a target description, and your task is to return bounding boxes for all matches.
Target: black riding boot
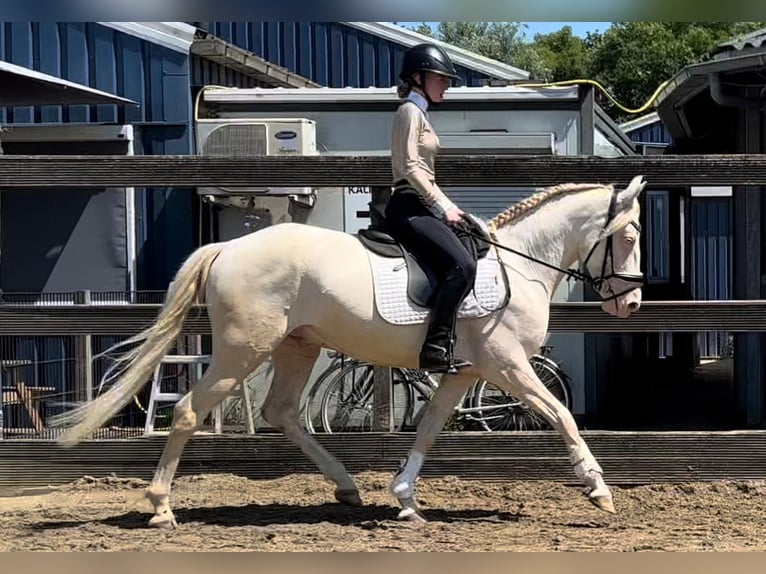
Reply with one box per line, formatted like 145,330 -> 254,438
419,268 -> 473,374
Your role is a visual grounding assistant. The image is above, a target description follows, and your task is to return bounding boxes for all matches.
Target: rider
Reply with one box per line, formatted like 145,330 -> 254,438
384,43 -> 477,374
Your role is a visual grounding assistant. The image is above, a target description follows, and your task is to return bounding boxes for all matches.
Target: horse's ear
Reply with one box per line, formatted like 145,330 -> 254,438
602,175 -> 646,237
615,175 -> 647,213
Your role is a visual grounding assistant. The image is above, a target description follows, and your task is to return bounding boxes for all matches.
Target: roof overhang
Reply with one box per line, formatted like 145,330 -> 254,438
619,111 -> 660,134
655,48 -> 766,139
595,105 -> 637,155
98,22 -> 197,54
202,85 -> 580,105
190,34 -> 320,89
0,59 -> 138,107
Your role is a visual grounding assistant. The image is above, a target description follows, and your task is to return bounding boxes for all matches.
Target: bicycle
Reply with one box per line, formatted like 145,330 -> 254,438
302,345 -> 572,434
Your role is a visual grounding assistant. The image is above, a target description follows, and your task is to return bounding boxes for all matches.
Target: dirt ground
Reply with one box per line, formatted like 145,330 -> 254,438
1,471 -> 765,551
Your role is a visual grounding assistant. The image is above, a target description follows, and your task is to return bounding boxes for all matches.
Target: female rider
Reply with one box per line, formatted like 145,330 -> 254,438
384,43 -> 477,374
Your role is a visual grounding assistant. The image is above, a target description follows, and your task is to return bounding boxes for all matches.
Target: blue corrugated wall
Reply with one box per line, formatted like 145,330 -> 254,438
0,22 -> 196,290
191,22 -> 494,87
625,120 -> 673,145
692,197 -> 732,357
0,22 -> 191,128
624,115 -> 732,359
0,22 -> 206,419
1,22 -> 492,288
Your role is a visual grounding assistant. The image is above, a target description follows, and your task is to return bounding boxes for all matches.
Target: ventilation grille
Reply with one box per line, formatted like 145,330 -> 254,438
202,124 -> 268,157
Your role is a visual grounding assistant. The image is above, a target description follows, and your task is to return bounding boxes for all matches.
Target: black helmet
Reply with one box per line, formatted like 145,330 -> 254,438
399,43 -> 460,82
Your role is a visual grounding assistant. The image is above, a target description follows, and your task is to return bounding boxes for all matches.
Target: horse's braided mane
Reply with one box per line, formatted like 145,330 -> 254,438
486,182 -> 613,234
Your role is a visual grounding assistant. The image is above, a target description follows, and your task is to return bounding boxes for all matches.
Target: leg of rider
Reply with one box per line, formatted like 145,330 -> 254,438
406,217 -> 477,372
419,262 -> 475,372
385,192 -> 478,372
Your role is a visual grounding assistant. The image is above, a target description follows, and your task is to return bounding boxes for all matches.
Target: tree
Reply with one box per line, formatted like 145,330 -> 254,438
529,26 -> 591,82
402,22 -> 766,121
404,22 -> 549,78
586,22 -> 766,120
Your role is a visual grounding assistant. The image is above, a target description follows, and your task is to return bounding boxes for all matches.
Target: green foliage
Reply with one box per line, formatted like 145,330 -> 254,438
407,22 -> 545,77
528,25 -> 592,83
401,21 -> 766,122
586,22 -> 766,120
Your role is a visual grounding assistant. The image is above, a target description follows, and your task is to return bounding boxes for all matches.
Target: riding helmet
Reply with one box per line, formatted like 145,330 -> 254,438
399,43 -> 460,82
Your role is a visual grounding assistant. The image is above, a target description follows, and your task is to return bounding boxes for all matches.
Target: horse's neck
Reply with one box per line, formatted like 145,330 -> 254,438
495,188 -> 608,298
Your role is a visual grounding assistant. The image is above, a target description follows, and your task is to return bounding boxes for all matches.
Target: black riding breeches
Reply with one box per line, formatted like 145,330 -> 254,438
384,191 -> 478,305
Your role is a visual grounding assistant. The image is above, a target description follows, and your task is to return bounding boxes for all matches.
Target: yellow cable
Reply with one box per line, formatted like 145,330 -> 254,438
510,78 -> 672,116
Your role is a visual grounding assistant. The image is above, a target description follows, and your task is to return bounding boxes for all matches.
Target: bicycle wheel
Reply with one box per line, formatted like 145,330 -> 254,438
303,354 -> 355,434
319,363 -> 419,433
471,355 -> 572,431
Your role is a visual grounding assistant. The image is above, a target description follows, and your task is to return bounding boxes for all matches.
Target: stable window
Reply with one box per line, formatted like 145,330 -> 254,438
646,190 -> 670,283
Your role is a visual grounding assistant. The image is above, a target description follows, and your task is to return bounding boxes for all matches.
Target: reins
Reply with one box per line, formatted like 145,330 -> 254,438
459,187 -> 644,301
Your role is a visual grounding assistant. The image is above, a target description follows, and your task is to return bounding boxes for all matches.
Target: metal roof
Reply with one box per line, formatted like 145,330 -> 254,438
98,22 -> 197,53
202,84 -> 579,104
712,28 -> 766,56
595,105 -> 637,155
190,34 -> 320,89
619,112 -> 661,134
0,59 -> 138,107
343,22 -> 531,81
654,33 -> 766,138
100,22 -> 532,82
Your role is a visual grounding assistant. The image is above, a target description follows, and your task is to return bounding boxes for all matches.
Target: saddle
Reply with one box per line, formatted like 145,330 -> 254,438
356,204 -> 492,308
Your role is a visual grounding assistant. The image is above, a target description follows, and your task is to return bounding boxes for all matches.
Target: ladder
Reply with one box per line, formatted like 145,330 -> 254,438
143,354 -> 254,435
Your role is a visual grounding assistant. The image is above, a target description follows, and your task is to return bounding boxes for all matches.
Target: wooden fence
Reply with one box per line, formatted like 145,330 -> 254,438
0,153 -> 763,434
2,153 -> 766,187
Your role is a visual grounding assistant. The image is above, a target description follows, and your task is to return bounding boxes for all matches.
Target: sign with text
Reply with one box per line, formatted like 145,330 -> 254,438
343,186 -> 372,234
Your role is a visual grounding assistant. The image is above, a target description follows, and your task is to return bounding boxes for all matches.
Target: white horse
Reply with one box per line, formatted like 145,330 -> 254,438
51,175 -> 647,528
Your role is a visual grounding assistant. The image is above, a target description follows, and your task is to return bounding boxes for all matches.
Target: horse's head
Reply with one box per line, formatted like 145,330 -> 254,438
578,175 -> 647,319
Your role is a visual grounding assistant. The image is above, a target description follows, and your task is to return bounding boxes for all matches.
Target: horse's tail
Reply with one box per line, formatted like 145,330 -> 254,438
50,241 -> 226,446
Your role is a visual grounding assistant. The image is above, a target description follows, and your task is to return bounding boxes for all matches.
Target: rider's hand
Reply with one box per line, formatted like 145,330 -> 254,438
444,206 -> 466,226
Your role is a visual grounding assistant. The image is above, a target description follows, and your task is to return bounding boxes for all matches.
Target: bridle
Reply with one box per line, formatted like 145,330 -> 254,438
462,186 -> 644,302
575,187 -> 644,302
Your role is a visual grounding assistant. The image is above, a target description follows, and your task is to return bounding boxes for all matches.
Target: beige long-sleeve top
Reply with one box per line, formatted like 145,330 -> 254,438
390,97 -> 457,217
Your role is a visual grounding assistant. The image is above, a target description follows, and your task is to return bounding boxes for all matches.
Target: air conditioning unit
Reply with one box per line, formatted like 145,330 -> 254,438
438,131 -> 556,155
195,118 -> 317,198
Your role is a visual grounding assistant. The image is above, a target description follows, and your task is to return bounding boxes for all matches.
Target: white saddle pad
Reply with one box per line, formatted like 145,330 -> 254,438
367,246 -> 508,325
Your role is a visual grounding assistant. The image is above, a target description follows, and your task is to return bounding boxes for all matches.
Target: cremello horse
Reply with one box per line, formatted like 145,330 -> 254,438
51,175 -> 647,528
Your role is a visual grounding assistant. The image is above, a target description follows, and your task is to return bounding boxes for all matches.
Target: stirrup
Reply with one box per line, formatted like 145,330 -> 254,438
422,359 -> 472,375
419,343 -> 472,374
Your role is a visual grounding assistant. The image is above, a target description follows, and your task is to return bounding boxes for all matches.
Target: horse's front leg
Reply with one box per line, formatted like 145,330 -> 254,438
389,372 -> 475,522
484,354 -> 614,514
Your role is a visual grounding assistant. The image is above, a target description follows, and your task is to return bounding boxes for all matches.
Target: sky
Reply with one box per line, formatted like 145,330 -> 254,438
397,22 -> 612,40
521,21 -> 611,38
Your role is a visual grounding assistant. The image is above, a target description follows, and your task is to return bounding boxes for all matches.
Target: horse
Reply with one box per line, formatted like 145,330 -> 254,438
50,174 -> 647,528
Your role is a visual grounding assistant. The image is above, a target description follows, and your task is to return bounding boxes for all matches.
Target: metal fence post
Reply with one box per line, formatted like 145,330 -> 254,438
73,290 -> 93,403
370,186 -> 393,432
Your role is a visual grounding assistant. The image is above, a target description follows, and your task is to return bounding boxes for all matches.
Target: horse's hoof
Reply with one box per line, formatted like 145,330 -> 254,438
148,512 -> 178,529
335,488 -> 363,507
397,506 -> 427,523
589,495 -> 616,514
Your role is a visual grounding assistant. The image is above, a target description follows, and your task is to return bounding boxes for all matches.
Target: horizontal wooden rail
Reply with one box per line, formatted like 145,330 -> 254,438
4,431 -> 766,491
0,301 -> 763,336
3,154 -> 766,188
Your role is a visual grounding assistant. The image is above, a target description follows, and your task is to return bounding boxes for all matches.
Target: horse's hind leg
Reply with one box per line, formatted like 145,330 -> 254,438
261,332 -> 361,506
144,349 -> 265,529
389,372 -> 476,522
